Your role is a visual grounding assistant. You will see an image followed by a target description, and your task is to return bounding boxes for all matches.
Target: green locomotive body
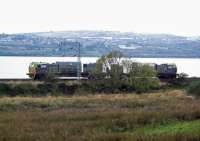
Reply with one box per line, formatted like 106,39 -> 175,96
27,62 -> 81,80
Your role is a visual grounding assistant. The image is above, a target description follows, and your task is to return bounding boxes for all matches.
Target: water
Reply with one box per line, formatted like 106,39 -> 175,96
0,57 -> 200,79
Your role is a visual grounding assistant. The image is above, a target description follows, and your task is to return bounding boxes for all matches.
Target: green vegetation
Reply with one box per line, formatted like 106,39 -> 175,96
0,53 -> 200,140
90,51 -> 160,93
0,90 -> 200,141
133,120 -> 200,136
186,80 -> 200,97
0,81 -> 80,96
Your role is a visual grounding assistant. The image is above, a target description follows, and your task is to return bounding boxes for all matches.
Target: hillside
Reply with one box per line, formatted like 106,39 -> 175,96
0,31 -> 200,57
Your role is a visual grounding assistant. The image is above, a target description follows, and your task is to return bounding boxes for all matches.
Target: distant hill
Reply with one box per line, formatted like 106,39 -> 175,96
0,31 -> 200,58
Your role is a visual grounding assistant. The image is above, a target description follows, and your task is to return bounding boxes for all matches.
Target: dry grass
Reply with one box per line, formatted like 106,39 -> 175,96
0,90 -> 200,141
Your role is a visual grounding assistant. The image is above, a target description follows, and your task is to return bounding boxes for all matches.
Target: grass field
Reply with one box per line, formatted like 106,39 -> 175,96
0,90 -> 200,141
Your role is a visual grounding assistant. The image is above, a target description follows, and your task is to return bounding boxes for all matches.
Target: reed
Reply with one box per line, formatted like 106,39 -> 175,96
0,90 -> 199,141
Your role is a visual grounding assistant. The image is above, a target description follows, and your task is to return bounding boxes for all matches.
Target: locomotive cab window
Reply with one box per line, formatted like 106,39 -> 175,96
40,65 -> 47,68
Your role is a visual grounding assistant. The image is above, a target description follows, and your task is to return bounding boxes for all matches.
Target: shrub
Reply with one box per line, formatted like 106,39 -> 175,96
129,64 -> 160,93
59,83 -> 79,95
13,83 -> 38,96
129,77 -> 159,93
186,81 -> 200,97
0,83 -> 12,95
37,83 -> 52,95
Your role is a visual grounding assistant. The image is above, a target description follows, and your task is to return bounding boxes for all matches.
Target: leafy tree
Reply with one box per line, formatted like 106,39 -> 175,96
89,51 -> 124,92
128,63 -> 160,93
91,51 -> 123,79
90,51 -> 160,93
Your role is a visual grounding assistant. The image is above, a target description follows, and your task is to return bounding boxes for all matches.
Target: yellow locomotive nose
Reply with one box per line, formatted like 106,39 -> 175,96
27,62 -> 47,80
27,63 -> 36,79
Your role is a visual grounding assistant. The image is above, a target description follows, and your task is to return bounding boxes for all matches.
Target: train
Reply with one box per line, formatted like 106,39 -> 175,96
155,63 -> 177,78
27,61 -> 177,80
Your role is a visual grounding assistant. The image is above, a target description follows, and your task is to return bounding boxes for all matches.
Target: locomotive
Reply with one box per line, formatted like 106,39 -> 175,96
155,63 -> 177,78
27,61 -> 177,80
27,62 -> 94,80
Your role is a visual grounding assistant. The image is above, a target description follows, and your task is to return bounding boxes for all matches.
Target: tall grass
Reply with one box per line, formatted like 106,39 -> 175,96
0,90 -> 199,140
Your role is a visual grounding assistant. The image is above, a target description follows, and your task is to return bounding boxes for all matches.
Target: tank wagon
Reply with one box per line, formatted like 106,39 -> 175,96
27,62 -> 177,80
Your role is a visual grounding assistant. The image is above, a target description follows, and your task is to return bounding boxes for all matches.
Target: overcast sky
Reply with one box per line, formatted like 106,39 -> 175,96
0,0 -> 200,36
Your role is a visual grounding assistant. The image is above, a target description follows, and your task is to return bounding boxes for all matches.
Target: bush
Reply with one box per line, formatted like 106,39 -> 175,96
0,83 -> 12,95
132,78 -> 160,93
186,81 -> 200,97
0,83 -> 40,96
36,83 -> 53,95
0,82 -> 81,96
59,83 -> 79,95
129,64 -> 160,93
13,83 -> 39,96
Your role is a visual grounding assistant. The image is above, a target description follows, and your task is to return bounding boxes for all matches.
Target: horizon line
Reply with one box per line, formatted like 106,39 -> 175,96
0,29 -> 199,37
